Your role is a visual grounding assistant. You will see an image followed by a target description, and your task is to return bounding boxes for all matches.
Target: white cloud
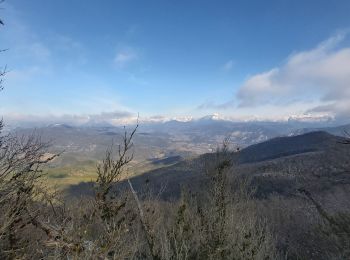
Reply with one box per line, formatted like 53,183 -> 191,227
2,111 -> 192,127
114,48 -> 138,68
236,32 -> 350,119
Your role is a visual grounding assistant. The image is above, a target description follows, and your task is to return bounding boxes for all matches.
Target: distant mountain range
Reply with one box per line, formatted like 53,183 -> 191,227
12,119 -> 350,168
4,112 -> 343,129
11,119 -> 350,197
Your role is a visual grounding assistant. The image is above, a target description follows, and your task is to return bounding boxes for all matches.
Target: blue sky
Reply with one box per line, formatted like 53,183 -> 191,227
1,0 -> 350,124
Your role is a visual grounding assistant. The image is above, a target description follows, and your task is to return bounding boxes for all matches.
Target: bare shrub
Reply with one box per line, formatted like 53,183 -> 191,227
140,139 -> 279,260
0,131 -> 59,258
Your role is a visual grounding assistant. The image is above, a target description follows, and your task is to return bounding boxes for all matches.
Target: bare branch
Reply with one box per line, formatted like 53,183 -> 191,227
95,123 -> 138,218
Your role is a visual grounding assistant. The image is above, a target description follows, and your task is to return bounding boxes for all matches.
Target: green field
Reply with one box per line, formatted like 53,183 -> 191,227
45,160 -> 98,188
44,157 -> 179,189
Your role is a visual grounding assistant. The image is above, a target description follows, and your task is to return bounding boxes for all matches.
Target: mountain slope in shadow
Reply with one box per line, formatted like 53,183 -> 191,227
238,131 -> 344,164
66,131 -> 350,199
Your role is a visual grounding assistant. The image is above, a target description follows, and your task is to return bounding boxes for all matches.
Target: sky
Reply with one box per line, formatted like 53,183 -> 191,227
0,0 -> 350,125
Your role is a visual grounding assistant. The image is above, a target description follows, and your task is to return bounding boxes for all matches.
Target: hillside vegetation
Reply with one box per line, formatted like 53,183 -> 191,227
1,125 -> 350,259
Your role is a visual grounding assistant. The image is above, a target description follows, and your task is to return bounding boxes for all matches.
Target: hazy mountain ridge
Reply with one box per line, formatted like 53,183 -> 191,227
238,131 -> 344,163
291,123 -> 350,137
14,118 -> 347,153
11,121 -> 350,190
66,131 -> 350,199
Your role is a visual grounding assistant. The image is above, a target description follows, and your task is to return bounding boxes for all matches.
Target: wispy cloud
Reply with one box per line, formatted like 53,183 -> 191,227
1,3 -> 86,70
222,60 -> 234,71
6,66 -> 51,83
197,99 -> 235,110
23,42 -> 51,62
114,48 -> 138,68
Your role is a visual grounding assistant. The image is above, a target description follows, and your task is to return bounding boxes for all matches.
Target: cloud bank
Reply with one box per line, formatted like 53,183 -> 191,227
236,32 -> 350,119
3,111 -> 136,128
3,111 -> 195,128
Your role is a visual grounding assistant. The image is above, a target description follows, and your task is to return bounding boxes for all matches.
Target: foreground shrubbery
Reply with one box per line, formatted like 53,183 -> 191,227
1,126 -> 349,259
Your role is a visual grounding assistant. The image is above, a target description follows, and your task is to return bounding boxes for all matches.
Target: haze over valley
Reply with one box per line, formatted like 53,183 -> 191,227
10,117 -> 349,189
